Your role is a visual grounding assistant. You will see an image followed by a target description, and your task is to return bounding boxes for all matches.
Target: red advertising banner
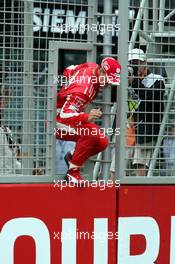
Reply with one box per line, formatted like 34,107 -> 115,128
118,185 -> 175,264
0,184 -> 117,264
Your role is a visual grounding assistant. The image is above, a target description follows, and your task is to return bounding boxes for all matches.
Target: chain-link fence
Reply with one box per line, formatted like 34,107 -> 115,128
0,0 -> 175,182
0,0 -> 103,182
116,0 -> 175,182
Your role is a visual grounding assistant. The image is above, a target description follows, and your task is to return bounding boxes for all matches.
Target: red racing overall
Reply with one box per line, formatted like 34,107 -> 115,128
55,62 -> 108,167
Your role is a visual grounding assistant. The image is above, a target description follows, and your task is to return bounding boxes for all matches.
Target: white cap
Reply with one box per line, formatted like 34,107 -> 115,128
128,48 -> 146,62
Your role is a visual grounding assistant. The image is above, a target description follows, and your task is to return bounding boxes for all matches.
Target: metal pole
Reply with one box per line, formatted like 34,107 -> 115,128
143,0 -> 149,33
116,0 -> 129,180
129,0 -> 147,50
164,9 -> 175,22
22,0 -> 33,175
159,0 -> 165,32
46,41 -> 57,178
101,0 -> 113,180
147,76 -> 175,177
139,30 -> 154,43
2,0 -> 6,93
153,0 -> 159,32
87,0 -> 97,61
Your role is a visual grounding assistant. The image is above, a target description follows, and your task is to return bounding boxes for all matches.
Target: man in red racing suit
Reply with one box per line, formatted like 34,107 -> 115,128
55,57 -> 121,183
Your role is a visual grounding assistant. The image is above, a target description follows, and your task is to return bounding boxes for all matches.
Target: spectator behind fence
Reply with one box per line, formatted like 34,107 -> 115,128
0,85 -> 21,174
128,48 -> 165,176
163,126 -> 175,176
110,67 -> 139,179
110,116 -> 136,179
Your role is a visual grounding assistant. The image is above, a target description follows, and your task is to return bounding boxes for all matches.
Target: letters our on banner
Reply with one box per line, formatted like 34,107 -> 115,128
0,184 -> 117,264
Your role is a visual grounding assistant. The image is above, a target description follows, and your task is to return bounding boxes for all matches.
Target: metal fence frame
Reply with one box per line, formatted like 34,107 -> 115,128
1,0 -> 175,183
48,40 -> 97,180
117,0 -> 175,184
0,0 -> 98,183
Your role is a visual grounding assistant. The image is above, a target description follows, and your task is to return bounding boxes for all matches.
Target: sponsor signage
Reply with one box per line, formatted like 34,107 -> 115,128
33,7 -> 121,37
0,184 -> 117,264
118,186 -> 175,264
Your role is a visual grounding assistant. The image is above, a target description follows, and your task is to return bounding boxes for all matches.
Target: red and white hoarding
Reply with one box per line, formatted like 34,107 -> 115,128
1,184 -> 175,263
0,184 -> 116,264
118,186 -> 175,264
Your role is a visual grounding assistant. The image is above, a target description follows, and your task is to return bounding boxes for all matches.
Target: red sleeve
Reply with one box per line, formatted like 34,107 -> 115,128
59,93 -> 89,125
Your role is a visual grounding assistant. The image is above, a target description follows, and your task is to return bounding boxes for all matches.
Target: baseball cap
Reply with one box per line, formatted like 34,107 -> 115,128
101,57 -> 121,85
128,48 -> 146,62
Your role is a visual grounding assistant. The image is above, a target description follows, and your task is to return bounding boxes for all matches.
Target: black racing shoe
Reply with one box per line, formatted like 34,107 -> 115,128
64,151 -> 72,168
